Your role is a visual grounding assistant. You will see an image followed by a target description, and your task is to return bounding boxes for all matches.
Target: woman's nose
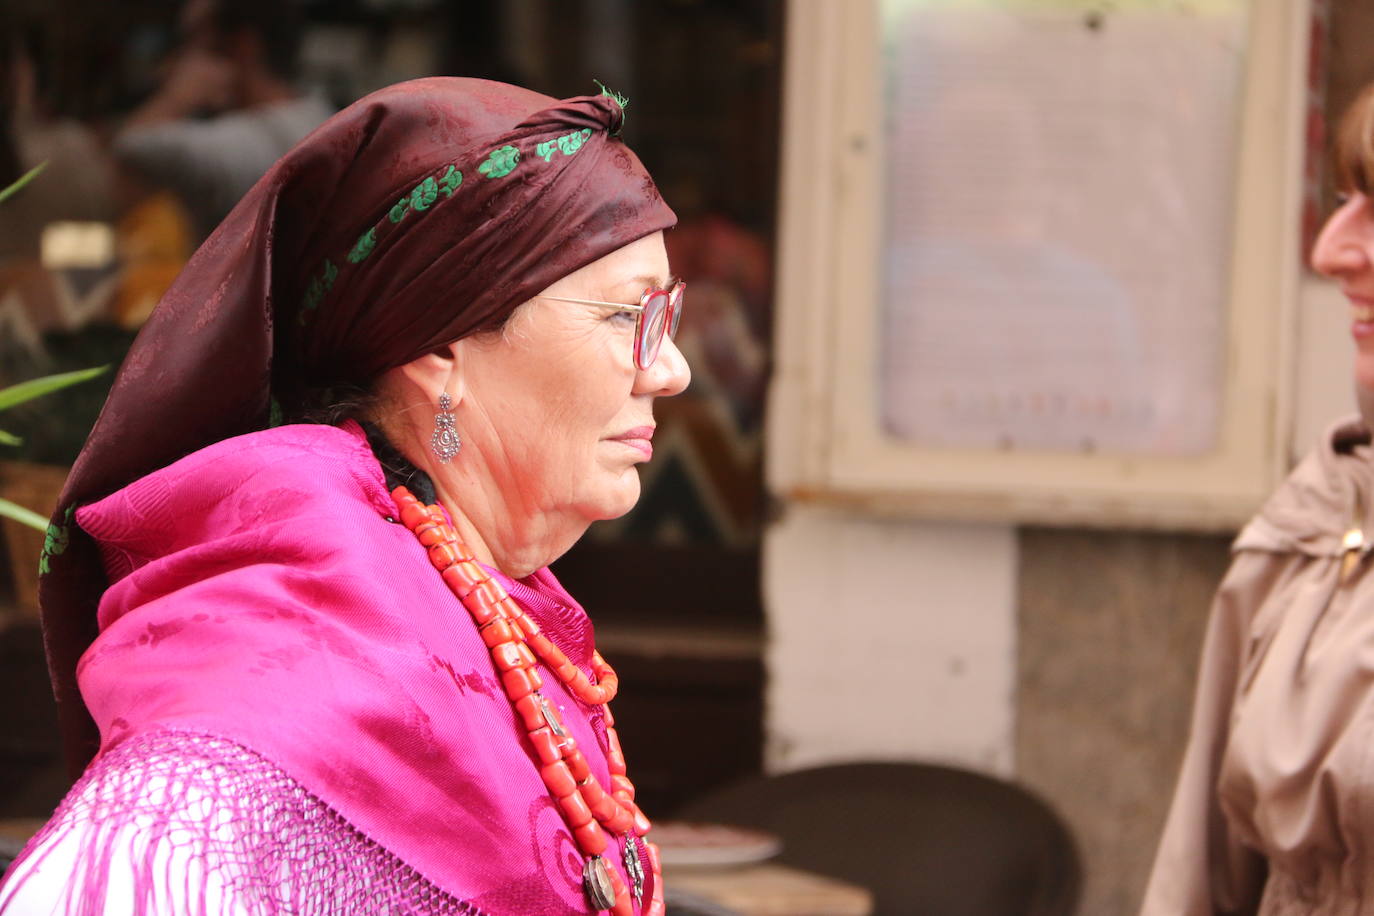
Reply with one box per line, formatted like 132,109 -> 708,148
637,335 -> 691,397
1313,195 -> 1373,278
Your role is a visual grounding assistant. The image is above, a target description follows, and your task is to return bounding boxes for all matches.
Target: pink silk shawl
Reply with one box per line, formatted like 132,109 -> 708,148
46,420 -> 644,914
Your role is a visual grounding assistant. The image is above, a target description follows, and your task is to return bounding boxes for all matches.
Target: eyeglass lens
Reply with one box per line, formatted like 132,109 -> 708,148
640,292 -> 667,368
634,284 -> 683,369
668,285 -> 683,338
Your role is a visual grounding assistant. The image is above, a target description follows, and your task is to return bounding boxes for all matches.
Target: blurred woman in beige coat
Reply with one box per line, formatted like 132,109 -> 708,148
1142,85 -> 1374,915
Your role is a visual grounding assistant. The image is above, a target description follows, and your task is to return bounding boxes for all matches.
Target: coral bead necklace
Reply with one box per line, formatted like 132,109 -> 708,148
393,487 -> 663,916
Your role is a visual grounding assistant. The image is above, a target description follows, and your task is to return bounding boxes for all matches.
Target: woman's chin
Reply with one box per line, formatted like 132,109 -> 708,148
587,472 -> 642,522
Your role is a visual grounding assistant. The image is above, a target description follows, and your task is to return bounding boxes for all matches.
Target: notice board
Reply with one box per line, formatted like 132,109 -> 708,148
769,0 -> 1309,528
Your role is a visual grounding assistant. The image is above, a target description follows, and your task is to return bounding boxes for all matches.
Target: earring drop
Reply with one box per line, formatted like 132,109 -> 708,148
431,392 -> 462,462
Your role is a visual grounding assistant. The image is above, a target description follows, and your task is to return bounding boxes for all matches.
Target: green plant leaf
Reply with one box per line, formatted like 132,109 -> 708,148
0,497 -> 49,532
0,429 -> 21,446
0,161 -> 49,206
0,365 -> 108,412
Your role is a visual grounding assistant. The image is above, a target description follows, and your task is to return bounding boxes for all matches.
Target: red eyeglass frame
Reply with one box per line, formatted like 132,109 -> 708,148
541,280 -> 685,369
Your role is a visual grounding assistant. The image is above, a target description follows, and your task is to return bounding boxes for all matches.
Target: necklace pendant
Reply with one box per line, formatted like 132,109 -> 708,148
538,693 -> 568,737
624,833 -> 645,905
583,855 -> 617,911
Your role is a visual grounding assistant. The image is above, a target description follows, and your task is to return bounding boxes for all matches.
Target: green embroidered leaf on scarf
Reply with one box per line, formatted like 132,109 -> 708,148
347,227 -> 377,264
479,145 -> 521,179
438,165 -> 462,197
558,128 -> 592,156
38,504 -> 75,576
410,176 -> 439,212
299,257 -> 339,323
536,129 -> 593,164
389,197 -> 411,224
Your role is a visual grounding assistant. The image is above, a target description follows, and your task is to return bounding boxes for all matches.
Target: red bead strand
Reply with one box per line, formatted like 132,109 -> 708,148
393,487 -> 656,914
644,842 -> 665,916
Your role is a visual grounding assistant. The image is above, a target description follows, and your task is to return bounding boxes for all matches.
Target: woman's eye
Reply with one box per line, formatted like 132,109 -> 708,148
1336,191 -> 1353,207
609,310 -> 637,327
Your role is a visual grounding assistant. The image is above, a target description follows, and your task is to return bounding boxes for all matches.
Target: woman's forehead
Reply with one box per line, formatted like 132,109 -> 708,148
575,233 -> 669,292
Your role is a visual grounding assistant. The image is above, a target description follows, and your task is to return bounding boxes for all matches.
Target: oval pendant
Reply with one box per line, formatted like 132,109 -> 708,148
583,855 -> 617,910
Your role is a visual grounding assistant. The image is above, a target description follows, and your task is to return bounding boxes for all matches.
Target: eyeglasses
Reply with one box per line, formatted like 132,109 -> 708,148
542,280 -> 685,370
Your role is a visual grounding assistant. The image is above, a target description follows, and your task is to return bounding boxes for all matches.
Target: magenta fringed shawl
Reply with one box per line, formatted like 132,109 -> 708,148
10,422 -> 642,913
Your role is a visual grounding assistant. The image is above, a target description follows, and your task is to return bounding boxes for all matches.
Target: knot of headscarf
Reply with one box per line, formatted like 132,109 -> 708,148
38,77 -> 675,772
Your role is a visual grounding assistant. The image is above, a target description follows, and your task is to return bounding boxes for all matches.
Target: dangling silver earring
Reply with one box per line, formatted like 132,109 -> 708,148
431,392 -> 461,462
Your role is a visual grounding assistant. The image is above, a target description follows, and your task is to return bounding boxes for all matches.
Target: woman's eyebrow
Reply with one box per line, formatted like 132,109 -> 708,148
616,274 -> 667,293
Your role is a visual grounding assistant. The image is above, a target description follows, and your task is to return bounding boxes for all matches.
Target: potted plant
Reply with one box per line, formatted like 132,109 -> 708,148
0,366 -> 107,532
0,163 -> 108,614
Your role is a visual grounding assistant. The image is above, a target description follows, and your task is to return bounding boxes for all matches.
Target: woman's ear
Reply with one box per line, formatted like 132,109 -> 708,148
397,340 -> 466,406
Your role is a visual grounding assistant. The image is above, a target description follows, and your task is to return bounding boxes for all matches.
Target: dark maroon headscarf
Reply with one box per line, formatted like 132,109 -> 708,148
39,77 -> 676,772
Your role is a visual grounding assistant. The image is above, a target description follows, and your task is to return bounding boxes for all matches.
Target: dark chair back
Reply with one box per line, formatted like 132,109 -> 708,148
673,762 -> 1080,916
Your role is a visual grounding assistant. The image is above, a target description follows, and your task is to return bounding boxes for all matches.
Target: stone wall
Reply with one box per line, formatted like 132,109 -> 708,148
1016,528 -> 1232,915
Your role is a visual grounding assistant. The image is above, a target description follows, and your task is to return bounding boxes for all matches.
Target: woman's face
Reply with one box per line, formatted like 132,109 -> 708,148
1313,191 -> 1374,394
443,231 -> 689,564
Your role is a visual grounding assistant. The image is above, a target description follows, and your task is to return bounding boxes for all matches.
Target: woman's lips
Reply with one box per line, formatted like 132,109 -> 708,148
1349,293 -> 1374,339
608,426 -> 655,459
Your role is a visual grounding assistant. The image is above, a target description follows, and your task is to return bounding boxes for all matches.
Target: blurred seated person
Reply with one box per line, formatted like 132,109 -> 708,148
113,0 -> 332,242
0,30 -> 116,266
0,26 -> 121,367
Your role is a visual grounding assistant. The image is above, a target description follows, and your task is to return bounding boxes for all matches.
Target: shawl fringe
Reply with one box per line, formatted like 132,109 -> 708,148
1,730 -> 484,915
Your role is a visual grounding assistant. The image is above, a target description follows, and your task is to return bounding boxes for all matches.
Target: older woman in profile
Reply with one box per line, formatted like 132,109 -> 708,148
1142,83 -> 1374,915
0,78 -> 687,916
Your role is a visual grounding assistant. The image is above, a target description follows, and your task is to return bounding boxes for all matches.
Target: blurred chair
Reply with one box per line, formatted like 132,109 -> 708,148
673,762 -> 1080,916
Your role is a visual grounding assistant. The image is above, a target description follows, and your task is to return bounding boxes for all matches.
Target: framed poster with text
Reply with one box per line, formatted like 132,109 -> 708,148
769,0 -> 1311,528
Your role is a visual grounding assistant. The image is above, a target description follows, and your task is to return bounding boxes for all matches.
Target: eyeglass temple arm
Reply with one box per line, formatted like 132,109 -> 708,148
539,295 -> 644,313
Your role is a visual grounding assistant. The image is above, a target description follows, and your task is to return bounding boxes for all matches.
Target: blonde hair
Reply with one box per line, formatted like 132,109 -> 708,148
1333,83 -> 1374,195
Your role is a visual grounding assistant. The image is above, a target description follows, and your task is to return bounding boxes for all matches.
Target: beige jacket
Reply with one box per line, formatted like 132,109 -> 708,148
1142,418 -> 1374,916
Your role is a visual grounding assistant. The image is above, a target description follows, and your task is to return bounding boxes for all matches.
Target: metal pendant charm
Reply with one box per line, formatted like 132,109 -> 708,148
538,693 -> 567,737
430,392 -> 462,462
624,833 -> 646,905
583,855 -> 617,910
